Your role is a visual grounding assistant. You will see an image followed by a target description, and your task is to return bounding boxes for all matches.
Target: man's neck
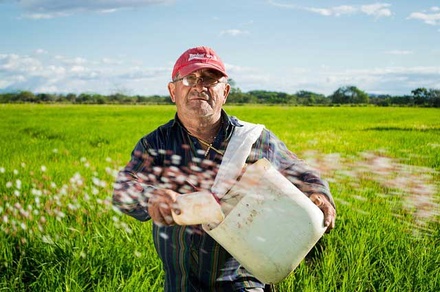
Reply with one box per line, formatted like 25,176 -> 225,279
179,113 -> 222,143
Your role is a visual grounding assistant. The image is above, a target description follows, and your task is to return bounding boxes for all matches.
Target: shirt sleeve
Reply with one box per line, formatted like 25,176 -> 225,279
112,138 -> 156,222
249,129 -> 335,208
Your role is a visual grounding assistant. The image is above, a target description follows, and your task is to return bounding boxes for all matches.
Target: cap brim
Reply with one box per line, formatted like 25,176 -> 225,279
178,63 -> 228,78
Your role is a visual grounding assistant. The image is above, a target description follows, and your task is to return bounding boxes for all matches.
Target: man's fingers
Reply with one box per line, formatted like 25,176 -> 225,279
322,203 -> 336,232
310,194 -> 324,207
158,202 -> 174,225
310,194 -> 336,232
148,190 -> 179,225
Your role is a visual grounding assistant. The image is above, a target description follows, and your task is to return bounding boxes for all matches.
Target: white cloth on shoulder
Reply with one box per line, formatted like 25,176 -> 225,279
211,120 -> 264,198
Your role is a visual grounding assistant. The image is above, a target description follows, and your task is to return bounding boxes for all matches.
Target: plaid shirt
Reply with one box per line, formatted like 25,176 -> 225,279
113,110 -> 333,291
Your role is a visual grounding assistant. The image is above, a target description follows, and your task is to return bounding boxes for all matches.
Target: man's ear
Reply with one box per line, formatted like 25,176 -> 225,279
223,83 -> 231,104
168,82 -> 176,103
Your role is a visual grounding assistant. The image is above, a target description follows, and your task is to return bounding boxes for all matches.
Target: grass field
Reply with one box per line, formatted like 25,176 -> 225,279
1,104 -> 439,291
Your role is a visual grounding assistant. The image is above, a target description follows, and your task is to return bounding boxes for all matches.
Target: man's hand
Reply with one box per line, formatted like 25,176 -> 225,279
148,189 -> 180,226
309,193 -> 336,233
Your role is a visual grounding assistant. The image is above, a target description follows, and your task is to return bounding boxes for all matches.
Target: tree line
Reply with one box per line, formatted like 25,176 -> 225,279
1,84 -> 439,107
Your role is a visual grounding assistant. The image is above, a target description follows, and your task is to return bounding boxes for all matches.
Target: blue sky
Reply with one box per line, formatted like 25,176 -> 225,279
1,0 -> 439,96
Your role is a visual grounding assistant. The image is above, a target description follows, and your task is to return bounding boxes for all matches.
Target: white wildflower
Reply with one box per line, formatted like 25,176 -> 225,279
15,179 -> 22,189
31,188 -> 42,196
92,177 -> 107,188
42,235 -> 54,244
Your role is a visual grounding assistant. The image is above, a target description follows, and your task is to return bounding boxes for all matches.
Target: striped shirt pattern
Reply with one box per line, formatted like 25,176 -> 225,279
113,110 -> 333,291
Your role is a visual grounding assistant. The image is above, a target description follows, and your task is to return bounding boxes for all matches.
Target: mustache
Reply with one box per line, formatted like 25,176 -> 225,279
190,91 -> 210,100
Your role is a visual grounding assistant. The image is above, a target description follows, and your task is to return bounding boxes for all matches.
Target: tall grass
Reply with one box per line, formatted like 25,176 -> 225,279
1,104 -> 439,291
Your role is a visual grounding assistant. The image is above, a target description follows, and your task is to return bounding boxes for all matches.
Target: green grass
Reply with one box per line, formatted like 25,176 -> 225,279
1,104 -> 439,291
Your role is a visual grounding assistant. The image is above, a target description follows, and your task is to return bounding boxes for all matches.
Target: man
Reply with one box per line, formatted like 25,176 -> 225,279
113,46 -> 336,292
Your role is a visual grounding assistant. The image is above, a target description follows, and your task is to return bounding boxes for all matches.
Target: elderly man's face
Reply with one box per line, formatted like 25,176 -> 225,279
168,69 -> 230,119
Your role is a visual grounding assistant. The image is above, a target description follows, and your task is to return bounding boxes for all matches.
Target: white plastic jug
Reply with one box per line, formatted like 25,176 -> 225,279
203,158 -> 327,284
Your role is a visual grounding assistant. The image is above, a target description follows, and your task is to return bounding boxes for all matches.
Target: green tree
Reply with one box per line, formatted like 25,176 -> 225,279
411,87 -> 430,105
65,93 -> 77,103
248,90 -> 294,104
17,91 -> 36,102
330,85 -> 369,104
428,88 -> 440,107
227,87 -> 255,104
226,78 -> 256,104
77,93 -> 96,104
296,90 -> 328,105
369,94 -> 391,106
36,93 -> 56,103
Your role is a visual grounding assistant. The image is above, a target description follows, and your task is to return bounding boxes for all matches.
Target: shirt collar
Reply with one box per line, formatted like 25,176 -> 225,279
172,109 -> 243,130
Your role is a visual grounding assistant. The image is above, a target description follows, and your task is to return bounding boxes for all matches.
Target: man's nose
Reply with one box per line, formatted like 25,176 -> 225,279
194,78 -> 207,90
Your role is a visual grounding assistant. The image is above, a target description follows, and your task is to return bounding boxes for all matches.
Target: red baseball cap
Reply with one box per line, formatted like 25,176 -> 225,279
172,46 -> 228,79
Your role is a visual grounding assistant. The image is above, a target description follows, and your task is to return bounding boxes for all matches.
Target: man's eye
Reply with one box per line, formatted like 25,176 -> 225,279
186,76 -> 198,82
203,77 -> 216,83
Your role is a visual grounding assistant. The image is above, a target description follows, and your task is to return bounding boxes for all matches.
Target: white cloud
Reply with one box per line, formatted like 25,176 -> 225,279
17,0 -> 172,19
34,49 -> 48,54
46,65 -> 66,75
53,55 -> 87,65
267,1 -> 393,19
408,7 -> 440,26
101,57 -> 124,65
318,66 -> 440,95
99,9 -> 118,14
70,65 -> 86,73
118,66 -> 168,80
0,53 -> 42,73
1,52 -> 439,96
266,0 -> 299,9
306,5 -> 357,17
0,51 -> 170,94
220,29 -> 249,37
385,50 -> 413,55
232,64 -> 440,96
24,12 -> 68,19
361,3 -> 392,18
